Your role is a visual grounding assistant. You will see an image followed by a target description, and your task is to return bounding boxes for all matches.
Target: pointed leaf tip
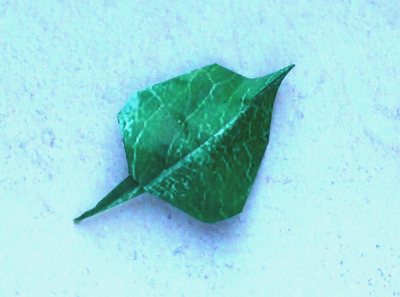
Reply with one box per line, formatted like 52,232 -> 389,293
74,177 -> 144,223
277,64 -> 295,77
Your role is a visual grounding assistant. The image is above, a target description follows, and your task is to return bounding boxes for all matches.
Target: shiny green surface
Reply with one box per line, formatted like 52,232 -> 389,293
75,64 -> 294,223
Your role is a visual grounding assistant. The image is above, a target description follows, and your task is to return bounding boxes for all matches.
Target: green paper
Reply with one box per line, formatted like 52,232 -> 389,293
75,63 -> 294,223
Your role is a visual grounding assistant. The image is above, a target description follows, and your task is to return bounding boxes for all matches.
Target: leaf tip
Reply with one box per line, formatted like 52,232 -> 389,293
281,63 -> 295,75
74,210 -> 94,223
270,63 -> 295,85
73,215 -> 84,224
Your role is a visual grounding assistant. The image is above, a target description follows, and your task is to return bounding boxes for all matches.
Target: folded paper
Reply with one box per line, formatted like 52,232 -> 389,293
75,63 -> 294,223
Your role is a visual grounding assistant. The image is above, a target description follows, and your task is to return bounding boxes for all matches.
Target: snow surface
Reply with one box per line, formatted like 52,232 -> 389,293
1,1 -> 399,296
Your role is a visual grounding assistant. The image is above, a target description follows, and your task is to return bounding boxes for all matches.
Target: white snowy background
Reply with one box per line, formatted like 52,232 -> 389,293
0,1 -> 399,296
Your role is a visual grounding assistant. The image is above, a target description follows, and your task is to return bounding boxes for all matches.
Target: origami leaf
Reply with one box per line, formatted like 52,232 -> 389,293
75,63 -> 294,223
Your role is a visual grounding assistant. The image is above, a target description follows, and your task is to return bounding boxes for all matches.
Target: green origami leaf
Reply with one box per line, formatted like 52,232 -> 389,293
75,63 -> 294,223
